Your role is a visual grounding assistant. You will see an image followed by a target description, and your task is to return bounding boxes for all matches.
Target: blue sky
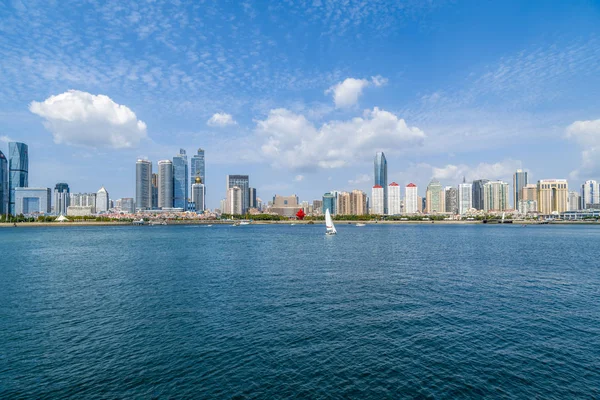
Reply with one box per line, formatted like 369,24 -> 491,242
1,0 -> 599,207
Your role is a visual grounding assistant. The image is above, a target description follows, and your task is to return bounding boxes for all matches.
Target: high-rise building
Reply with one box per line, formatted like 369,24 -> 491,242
521,184 -> 538,202
518,200 -> 538,214
350,190 -> 368,215
336,192 -> 351,215
226,175 -> 249,213
426,179 -> 444,214
70,192 -> 96,213
472,179 -> 489,210
136,159 -> 152,210
249,187 -> 257,209
151,173 -> 159,209
374,152 -> 388,214
119,198 -> 135,213
96,186 -> 109,213
172,149 -> 188,209
0,151 -> 8,215
458,180 -> 473,215
483,181 -> 509,212
513,169 -> 528,209
54,183 -> 70,215
191,148 -> 205,187
158,160 -> 174,208
371,185 -> 384,215
191,176 -> 205,212
445,186 -> 458,214
313,200 -> 323,215
581,180 -> 599,209
226,186 -> 243,214
14,187 -> 51,214
387,182 -> 401,215
322,193 -> 336,215
8,142 -> 28,215
537,179 -> 568,214
405,183 -> 418,214
568,191 -> 581,211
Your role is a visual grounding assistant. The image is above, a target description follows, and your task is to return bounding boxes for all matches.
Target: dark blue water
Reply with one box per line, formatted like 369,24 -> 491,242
1,224 -> 599,398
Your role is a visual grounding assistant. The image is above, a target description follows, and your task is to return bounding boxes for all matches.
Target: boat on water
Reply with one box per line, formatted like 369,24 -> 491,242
239,221 -> 250,225
356,223 -> 366,227
325,209 -> 337,235
149,220 -> 167,226
206,224 -> 213,227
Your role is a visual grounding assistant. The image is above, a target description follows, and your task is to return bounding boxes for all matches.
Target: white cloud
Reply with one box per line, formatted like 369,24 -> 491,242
29,90 -> 147,149
0,135 -> 13,143
256,107 -> 425,170
348,173 -> 371,185
430,159 -> 522,182
207,112 -> 237,127
566,118 -> 600,177
325,76 -> 387,108
371,75 -> 388,87
294,174 -> 304,182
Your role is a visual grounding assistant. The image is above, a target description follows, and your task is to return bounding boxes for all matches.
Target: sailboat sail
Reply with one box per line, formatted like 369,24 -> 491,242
325,209 -> 337,235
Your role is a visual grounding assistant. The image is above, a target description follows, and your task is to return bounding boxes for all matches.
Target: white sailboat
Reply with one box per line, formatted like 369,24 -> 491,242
325,209 -> 337,235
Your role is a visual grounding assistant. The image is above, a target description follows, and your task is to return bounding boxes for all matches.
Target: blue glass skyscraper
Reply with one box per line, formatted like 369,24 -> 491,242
172,149 -> 188,209
374,152 -> 388,214
9,142 -> 28,215
0,150 -> 7,215
226,175 -> 249,213
322,192 -> 336,215
191,148 -> 205,187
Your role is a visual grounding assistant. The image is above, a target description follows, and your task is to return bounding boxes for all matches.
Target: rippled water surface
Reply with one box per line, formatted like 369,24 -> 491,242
1,224 -> 599,398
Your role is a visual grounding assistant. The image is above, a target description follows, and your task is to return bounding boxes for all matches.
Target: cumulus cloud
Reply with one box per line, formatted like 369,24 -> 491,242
566,118 -> 600,177
0,135 -> 13,143
29,90 -> 147,149
294,174 -> 304,182
256,107 -> 425,170
207,112 -> 236,127
325,76 -> 388,108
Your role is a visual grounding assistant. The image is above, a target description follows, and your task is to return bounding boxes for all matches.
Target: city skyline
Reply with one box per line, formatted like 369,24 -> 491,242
0,2 -> 598,207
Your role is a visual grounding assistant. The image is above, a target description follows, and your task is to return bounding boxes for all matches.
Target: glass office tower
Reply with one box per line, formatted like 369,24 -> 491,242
374,152 -> 388,214
226,175 -> 249,213
9,142 -> 28,215
0,151 -> 7,215
173,149 -> 188,209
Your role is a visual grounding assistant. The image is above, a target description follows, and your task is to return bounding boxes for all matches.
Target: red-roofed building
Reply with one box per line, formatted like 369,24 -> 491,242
372,185 -> 384,214
405,183 -> 419,214
388,182 -> 401,214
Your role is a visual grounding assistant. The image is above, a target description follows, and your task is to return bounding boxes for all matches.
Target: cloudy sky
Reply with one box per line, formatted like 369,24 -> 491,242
0,0 -> 599,207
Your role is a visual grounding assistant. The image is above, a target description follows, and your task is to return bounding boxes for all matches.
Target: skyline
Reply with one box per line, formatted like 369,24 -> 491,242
1,1 -> 600,207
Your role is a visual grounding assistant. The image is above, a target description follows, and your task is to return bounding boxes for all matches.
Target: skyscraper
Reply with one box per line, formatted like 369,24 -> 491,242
0,150 -> 7,215
458,180 -> 473,215
249,187 -> 257,209
581,180 -> 599,209
54,183 -> 70,215
173,149 -> 188,209
372,185 -> 384,215
521,184 -> 538,201
405,183 -> 418,214
191,176 -> 205,212
336,192 -> 351,215
96,186 -> 109,213
445,186 -> 458,214
513,169 -> 528,209
226,186 -> 242,214
191,148 -> 205,187
374,152 -> 388,214
8,142 -> 28,215
136,159 -> 152,211
387,182 -> 401,215
568,191 -> 581,211
483,181 -> 510,212
226,175 -> 249,213
537,179 -> 568,214
151,173 -> 159,209
472,179 -> 489,210
158,160 -> 174,208
425,179 -> 444,214
350,190 -> 368,215
322,192 -> 336,215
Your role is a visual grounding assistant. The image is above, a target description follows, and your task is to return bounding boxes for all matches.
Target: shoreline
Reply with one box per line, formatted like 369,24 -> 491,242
1,220 -> 599,228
